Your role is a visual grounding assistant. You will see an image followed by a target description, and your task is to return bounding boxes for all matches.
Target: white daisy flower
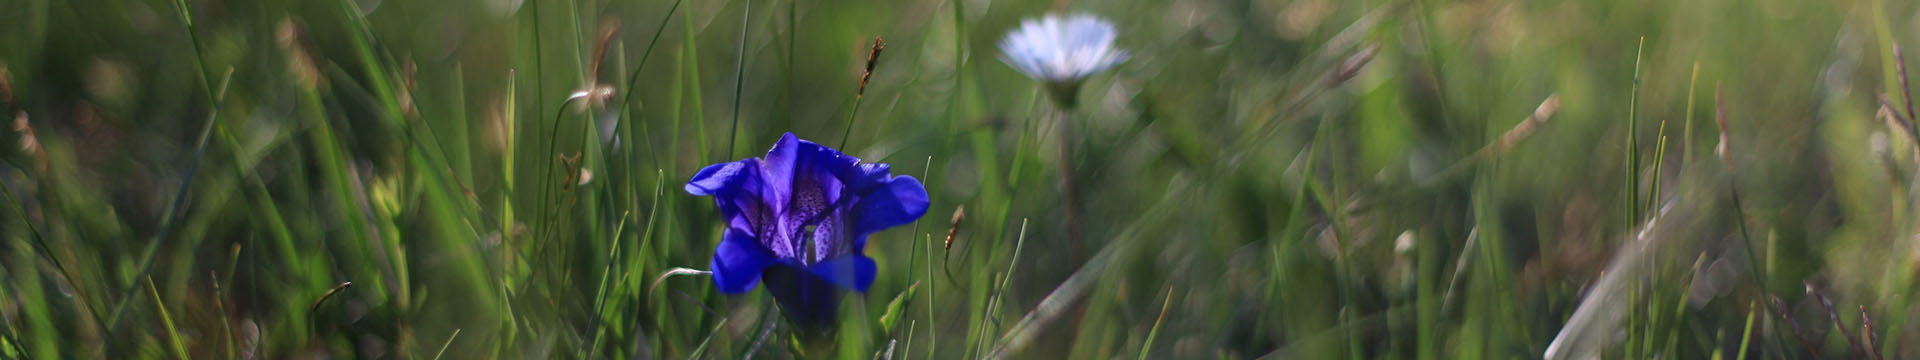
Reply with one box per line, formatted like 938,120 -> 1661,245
998,14 -> 1129,86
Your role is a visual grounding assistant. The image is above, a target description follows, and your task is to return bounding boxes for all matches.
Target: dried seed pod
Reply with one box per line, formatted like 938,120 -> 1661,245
858,36 -> 885,97
944,205 -> 964,251
1327,43 -> 1379,86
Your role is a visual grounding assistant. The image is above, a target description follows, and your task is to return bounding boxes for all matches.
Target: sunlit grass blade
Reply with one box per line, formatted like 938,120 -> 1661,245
432,329 -> 463,360
1683,62 -> 1700,170
688,318 -> 729,359
578,210 -> 631,358
970,219 -> 1028,358
1736,300 -> 1756,359
1138,286 -> 1174,360
145,277 -> 188,360
1625,36 -> 1645,224
584,171 -> 661,356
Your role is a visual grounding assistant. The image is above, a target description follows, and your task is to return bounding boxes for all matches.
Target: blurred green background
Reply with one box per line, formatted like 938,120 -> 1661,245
3,0 -> 1920,357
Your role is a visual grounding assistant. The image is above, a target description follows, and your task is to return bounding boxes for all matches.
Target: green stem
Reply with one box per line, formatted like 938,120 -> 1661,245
725,0 -> 753,159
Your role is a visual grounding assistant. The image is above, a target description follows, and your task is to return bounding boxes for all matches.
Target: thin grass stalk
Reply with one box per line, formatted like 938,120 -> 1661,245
1736,300 -> 1757,359
531,0 -> 546,141
1474,165 -> 1531,341
335,0 -> 475,182
1395,0 -> 1451,132
785,0 -> 796,135
688,318 -> 730,359
1237,42 -> 1380,162
0,302 -> 25,359
684,17 -> 711,166
744,306 -> 778,358
902,320 -> 916,360
101,1 -> 234,342
1812,287 -> 1867,357
1660,256 -> 1705,358
668,43 -> 687,173
529,96 -> 586,260
102,68 -> 233,343
840,86 -> 868,151
1684,62 -> 1699,172
1898,45 -> 1917,123
985,183 -> 1187,358
610,39 -> 639,250
579,209 -> 633,357
973,219 -> 1029,357
1626,36 -> 1645,224
145,278 -> 188,360
431,329 -> 462,360
210,271 -> 234,360
1715,86 -> 1793,356
1649,129 -> 1668,212
925,233 -> 938,359
725,0 -> 753,159
614,0 -> 687,169
1861,305 -> 1884,360
1766,296 -> 1822,354
566,0 -> 590,86
1009,88 -> 1042,186
216,121 -> 296,263
1624,279 -> 1641,358
528,0 -> 563,248
970,271 -> 1005,358
0,170 -> 100,330
931,0 -> 973,287
842,37 -> 885,149
895,157 -> 931,357
1139,286 -> 1174,360
1262,107 -> 1326,349
584,172 -> 662,356
499,70 -> 519,349
336,0 -> 498,295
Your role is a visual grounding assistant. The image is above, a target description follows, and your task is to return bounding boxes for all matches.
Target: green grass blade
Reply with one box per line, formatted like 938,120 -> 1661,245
145,278 -> 188,360
432,329 -> 463,360
724,0 -> 753,159
103,68 -> 233,342
1626,36 -> 1645,224
1139,286 -> 1174,360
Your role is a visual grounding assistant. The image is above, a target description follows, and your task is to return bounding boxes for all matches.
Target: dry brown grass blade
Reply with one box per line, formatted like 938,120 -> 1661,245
1422,94 -> 1561,185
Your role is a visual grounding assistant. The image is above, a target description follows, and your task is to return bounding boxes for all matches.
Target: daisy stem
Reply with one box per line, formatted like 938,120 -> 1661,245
1055,104 -> 1084,264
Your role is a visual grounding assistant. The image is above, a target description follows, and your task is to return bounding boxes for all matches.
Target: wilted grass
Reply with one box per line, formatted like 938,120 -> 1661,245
3,0 -> 1920,358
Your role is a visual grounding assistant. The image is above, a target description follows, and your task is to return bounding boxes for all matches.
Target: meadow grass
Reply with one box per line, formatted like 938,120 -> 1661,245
3,0 -> 1920,358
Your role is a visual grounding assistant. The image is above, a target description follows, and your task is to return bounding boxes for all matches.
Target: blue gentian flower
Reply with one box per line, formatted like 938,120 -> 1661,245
687,133 -> 930,325
998,14 -> 1129,98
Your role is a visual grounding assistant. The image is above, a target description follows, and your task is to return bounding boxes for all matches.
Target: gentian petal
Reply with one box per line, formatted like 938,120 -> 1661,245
685,159 -> 754,196
710,229 -> 777,294
759,133 -> 802,209
851,176 -> 931,247
761,265 -> 845,327
807,254 -> 878,292
688,132 -> 930,325
836,163 -> 893,194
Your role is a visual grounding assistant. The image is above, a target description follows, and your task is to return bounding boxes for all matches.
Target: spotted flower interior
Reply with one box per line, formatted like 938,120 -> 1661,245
686,133 -> 929,324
